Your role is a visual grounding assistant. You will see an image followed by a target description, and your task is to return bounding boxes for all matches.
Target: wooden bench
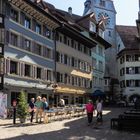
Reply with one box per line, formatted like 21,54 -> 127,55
111,118 -> 120,129
118,114 -> 140,130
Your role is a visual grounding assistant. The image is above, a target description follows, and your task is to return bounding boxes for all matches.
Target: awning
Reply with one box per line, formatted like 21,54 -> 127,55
92,90 -> 105,96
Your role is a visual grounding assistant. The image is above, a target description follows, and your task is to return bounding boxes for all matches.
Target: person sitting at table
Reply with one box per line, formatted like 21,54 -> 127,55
59,98 -> 65,107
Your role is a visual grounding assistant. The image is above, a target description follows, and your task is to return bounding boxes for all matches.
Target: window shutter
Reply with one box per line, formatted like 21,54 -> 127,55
56,51 -> 59,62
6,58 -> 10,74
44,69 -> 47,81
21,62 -> 25,76
20,12 -> 25,25
41,68 -> 45,80
6,30 -> 10,44
56,72 -> 60,82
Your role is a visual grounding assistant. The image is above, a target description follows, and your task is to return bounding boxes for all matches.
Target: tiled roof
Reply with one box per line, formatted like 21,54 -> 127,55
116,25 -> 140,49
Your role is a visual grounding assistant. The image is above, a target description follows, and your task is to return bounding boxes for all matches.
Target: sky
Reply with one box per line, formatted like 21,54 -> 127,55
45,0 -> 139,26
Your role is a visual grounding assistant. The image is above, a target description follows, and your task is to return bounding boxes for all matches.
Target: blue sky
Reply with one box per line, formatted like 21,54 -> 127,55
45,0 -> 138,26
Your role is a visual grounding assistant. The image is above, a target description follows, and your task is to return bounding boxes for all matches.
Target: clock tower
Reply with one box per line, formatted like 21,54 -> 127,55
83,0 -> 116,46
83,0 -> 117,78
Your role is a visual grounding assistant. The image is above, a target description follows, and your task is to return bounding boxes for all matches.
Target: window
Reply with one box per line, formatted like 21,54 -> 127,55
126,80 -> 135,87
135,54 -> 140,61
105,79 -> 108,86
64,73 -> 67,84
120,56 -> 124,64
34,43 -> 42,55
108,31 -> 112,37
35,23 -> 41,34
100,0 -> 105,7
10,8 -> 18,22
37,67 -> 41,79
117,44 -> 120,52
135,80 -> 140,87
24,39 -> 31,51
25,64 -> 31,77
126,67 -> 135,74
11,33 -> 18,46
98,46 -> 103,56
56,72 -> 60,82
47,70 -> 52,81
72,76 -> 74,85
24,17 -> 30,29
120,80 -> 125,88
92,58 -> 96,69
120,68 -> 125,76
10,61 -> 18,75
64,36 -> 67,44
71,39 -> 74,48
60,73 -> 63,83
44,47 -> 52,59
135,67 -> 140,74
64,54 -> 67,65
43,26 -> 51,38
126,55 -> 132,62
99,61 -> 103,71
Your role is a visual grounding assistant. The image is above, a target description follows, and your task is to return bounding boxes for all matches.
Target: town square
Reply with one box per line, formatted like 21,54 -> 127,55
0,0 -> 140,139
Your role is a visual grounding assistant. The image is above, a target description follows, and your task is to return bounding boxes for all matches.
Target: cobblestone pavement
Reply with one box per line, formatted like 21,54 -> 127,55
0,107 -> 140,140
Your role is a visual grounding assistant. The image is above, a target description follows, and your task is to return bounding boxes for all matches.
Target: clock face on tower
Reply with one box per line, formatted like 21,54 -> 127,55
98,12 -> 111,26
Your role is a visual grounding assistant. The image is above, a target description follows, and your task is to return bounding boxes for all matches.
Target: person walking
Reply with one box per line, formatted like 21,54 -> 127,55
29,98 -> 35,123
96,99 -> 103,123
85,100 -> 94,126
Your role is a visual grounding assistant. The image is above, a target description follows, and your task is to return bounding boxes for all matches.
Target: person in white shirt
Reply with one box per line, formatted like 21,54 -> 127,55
96,99 -> 103,123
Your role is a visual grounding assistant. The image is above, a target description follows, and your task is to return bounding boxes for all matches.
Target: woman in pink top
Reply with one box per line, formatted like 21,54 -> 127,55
86,100 -> 94,125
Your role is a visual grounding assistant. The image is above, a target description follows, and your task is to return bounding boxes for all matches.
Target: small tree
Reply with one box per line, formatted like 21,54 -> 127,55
17,90 -> 28,123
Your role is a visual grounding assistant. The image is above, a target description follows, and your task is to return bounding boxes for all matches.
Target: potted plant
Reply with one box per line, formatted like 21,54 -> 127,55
17,90 -> 28,123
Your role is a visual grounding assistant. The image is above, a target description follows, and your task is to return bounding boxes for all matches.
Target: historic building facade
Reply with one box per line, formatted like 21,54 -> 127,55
0,0 -> 112,107
116,4 -> 140,100
0,0 -> 60,106
83,0 -> 118,97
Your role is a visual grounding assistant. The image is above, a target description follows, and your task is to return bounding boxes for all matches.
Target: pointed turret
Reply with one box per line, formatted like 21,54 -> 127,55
136,0 -> 140,37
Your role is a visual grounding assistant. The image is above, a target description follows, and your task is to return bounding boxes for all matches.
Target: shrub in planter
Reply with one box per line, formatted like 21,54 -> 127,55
17,91 -> 28,123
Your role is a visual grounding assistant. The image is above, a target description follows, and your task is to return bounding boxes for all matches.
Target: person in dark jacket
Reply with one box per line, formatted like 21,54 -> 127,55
29,98 -> 35,123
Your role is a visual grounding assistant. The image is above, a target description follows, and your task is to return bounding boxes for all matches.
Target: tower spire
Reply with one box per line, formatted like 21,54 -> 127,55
139,0 -> 140,19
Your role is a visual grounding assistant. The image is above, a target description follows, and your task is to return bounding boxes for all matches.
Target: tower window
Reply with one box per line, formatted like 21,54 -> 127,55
108,31 -> 112,37
100,0 -> 105,7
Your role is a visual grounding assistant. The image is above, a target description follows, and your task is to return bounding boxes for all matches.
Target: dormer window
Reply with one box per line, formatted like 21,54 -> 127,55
24,17 -> 30,29
100,0 -> 105,7
35,23 -> 41,34
10,8 -> 18,22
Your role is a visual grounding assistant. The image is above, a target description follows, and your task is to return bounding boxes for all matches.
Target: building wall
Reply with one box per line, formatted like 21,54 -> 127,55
1,0 -> 59,106
55,32 -> 93,105
92,44 -> 105,92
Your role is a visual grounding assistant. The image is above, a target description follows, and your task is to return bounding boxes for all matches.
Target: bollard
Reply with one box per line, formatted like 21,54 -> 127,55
13,107 -> 16,124
12,100 -> 17,124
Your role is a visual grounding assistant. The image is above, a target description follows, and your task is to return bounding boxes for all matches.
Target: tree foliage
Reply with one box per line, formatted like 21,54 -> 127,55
17,90 -> 28,119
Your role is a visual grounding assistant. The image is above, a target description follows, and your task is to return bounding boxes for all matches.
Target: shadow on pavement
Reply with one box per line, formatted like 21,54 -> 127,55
2,107 -> 140,140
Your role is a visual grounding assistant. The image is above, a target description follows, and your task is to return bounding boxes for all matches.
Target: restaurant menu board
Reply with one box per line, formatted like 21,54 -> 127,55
0,93 -> 7,118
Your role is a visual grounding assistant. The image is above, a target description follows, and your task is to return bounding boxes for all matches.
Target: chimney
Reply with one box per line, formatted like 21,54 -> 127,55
68,7 -> 72,15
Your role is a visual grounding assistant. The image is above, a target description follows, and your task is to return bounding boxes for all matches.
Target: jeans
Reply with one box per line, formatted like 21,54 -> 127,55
87,113 -> 93,124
